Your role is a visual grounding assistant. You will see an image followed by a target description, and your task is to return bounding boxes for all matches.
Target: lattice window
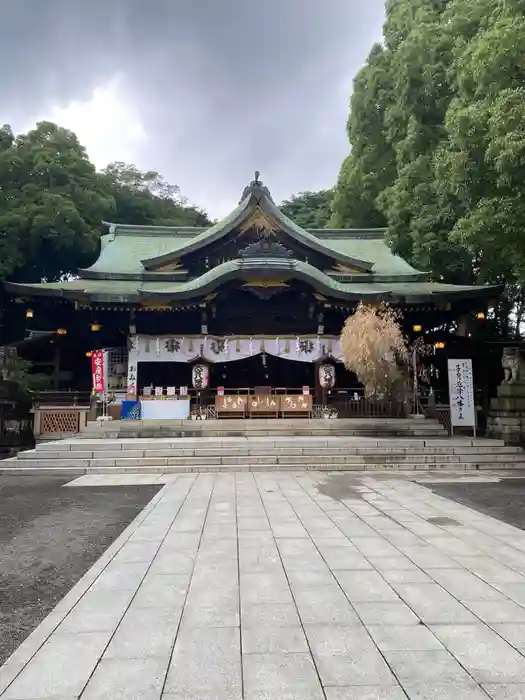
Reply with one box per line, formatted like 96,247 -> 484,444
41,411 -> 80,434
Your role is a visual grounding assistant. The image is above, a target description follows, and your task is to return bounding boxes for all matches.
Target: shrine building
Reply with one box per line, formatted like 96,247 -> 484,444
5,174 -> 500,419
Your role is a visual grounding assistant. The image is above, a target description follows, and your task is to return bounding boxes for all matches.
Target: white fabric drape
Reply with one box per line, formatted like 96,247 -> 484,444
128,335 -> 342,364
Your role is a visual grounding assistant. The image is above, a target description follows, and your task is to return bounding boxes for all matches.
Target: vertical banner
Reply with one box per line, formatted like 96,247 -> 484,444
447,358 -> 475,430
126,360 -> 137,396
127,337 -> 138,397
91,350 -> 106,394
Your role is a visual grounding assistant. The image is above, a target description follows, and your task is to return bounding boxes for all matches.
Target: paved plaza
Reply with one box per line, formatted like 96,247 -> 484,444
3,471 -> 525,699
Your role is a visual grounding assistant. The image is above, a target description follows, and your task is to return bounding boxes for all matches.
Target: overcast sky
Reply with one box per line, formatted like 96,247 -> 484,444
2,0 -> 385,218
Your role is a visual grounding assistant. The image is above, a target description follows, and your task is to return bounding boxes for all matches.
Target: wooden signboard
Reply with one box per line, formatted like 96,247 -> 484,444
215,395 -> 247,417
249,395 -> 279,417
280,394 -> 312,415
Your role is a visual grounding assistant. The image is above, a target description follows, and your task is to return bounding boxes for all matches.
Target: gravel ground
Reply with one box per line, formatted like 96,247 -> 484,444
429,477 -> 525,532
0,474 -> 160,665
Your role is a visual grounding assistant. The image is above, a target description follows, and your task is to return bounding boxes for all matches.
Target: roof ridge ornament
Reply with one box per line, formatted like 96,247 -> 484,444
238,238 -> 292,258
240,170 -> 274,204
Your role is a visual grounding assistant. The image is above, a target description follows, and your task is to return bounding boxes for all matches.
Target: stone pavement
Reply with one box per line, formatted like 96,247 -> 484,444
3,471 -> 525,699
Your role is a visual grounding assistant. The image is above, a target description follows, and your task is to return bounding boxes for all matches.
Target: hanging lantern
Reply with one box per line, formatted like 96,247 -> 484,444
412,324 -> 423,332
192,363 -> 209,389
434,341 -> 446,350
90,322 -> 102,332
56,328 -> 67,335
476,311 -> 486,320
25,309 -> 34,319
318,363 -> 336,389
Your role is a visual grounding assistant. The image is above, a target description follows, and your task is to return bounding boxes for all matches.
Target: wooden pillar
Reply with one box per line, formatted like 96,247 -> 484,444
52,345 -> 61,390
314,360 -> 323,405
456,315 -> 470,337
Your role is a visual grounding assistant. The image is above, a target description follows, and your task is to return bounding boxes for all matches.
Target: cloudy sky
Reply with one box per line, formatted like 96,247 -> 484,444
3,0 -> 385,218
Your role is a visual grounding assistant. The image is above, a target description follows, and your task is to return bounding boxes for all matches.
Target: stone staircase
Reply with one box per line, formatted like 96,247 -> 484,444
2,435 -> 524,475
83,417 -> 448,439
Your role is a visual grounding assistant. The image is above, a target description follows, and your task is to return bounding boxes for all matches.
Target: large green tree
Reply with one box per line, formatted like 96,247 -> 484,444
432,0 -> 525,333
0,122 -> 211,344
331,43 -> 395,229
0,121 -> 115,282
103,162 -> 210,228
435,0 -> 525,279
332,0 -> 525,334
280,190 -> 334,229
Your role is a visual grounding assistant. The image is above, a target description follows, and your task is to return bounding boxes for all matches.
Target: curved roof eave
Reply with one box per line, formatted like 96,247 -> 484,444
141,195 -> 253,269
139,258 -> 392,302
260,197 -> 372,272
140,185 -> 374,272
4,282 -> 67,298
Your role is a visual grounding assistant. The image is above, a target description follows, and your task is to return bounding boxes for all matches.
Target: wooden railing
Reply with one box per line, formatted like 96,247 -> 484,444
30,387 -> 411,420
32,391 -> 92,407
325,389 -> 407,419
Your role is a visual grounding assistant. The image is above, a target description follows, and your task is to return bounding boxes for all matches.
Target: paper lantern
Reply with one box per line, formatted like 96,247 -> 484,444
25,309 -> 34,319
318,363 -> 336,389
192,363 -> 209,389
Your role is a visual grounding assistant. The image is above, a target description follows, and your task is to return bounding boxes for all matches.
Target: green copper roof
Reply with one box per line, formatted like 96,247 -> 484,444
84,225 -> 423,280
6,259 -> 500,304
80,175 -> 421,278
4,176 -> 502,307
139,181 -> 375,272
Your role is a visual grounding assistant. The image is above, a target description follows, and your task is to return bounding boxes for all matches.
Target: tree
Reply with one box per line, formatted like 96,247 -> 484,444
1,355 -> 50,396
330,44 -> 395,229
0,122 -> 212,345
102,162 -> 210,227
435,2 -> 525,280
280,190 -> 334,229
340,303 -> 409,398
332,0 -> 525,337
0,121 -> 115,283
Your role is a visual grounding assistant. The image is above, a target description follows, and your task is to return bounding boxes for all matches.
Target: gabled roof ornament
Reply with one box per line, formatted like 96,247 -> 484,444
240,170 -> 274,204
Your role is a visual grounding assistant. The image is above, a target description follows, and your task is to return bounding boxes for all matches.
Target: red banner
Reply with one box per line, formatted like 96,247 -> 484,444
91,350 -> 105,394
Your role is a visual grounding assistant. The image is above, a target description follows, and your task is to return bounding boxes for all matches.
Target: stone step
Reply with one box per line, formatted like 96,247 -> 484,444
84,417 -> 447,439
15,448 -> 525,463
24,444 -> 520,459
6,452 -> 525,470
0,461 -> 522,476
34,436 -> 505,451
87,417 -> 444,427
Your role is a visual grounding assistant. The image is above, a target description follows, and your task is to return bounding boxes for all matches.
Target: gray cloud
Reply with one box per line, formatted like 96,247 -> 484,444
0,0 -> 385,215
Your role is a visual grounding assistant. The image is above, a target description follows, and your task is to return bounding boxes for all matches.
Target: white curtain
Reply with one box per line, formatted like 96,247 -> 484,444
128,335 -> 342,364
